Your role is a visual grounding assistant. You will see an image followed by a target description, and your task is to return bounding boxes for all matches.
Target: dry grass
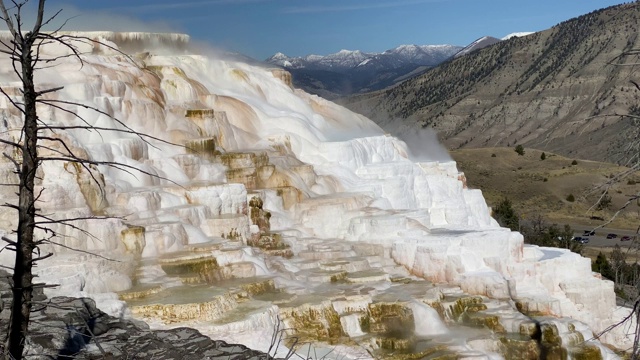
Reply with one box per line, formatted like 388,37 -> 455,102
451,147 -> 640,230
581,246 -> 639,262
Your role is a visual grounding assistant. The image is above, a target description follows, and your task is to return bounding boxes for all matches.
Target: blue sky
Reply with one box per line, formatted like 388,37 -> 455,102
43,0 -> 629,59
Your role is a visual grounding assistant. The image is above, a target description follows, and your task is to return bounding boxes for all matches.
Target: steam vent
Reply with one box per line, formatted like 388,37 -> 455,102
0,32 -> 632,359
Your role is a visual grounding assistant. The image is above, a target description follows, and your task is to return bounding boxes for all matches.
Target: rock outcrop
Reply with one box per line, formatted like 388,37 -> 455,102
0,271 -> 275,359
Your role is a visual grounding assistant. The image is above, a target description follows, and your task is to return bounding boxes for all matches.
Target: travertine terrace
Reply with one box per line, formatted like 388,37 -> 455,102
0,32 -> 630,359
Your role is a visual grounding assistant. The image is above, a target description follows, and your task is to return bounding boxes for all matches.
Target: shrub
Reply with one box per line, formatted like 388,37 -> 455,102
571,159 -> 578,165
596,192 -> 612,210
628,179 -> 636,185
566,194 -> 575,202
515,144 -> 525,156
540,152 -> 546,160
491,153 -> 496,157
543,178 -> 548,182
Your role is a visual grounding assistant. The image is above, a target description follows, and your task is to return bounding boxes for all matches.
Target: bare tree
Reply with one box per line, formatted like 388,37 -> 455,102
611,244 -> 627,286
0,2 -> 176,358
0,2 -> 55,357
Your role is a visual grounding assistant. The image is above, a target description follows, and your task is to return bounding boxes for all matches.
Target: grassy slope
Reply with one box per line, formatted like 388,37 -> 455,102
450,147 -> 640,230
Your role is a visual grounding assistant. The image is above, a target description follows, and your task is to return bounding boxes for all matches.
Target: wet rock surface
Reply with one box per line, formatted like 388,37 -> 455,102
0,271 -> 274,360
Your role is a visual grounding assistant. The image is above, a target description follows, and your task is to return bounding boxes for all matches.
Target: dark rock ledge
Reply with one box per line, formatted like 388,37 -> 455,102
0,271 -> 276,359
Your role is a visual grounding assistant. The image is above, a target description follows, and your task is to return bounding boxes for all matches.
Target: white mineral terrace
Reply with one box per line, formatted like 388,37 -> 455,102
0,33 -> 631,359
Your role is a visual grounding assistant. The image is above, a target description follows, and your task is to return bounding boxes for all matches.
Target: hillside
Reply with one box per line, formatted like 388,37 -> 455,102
342,3 -> 640,164
451,147 -> 638,230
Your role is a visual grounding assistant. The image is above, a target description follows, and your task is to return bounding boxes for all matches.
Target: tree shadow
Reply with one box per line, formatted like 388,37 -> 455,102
56,299 -> 99,360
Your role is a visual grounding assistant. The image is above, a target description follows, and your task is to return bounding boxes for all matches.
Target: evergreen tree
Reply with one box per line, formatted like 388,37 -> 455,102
593,252 -> 613,280
492,198 -> 519,231
515,144 -> 525,156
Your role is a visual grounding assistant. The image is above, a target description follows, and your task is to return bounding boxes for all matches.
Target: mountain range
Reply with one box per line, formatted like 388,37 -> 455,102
341,2 -> 640,164
265,44 -> 462,98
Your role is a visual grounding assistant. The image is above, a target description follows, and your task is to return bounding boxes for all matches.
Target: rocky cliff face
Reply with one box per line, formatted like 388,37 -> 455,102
0,32 -> 631,358
342,3 -> 640,164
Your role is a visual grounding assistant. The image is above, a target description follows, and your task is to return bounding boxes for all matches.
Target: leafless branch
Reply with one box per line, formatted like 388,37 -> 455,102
0,0 -> 16,37
43,239 -> 120,262
0,86 -> 26,116
36,99 -> 179,151
34,86 -> 63,97
39,156 -> 180,186
1,235 -> 16,246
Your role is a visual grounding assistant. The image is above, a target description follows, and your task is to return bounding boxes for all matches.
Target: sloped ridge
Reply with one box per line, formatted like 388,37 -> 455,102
343,2 -> 640,163
453,36 -> 502,58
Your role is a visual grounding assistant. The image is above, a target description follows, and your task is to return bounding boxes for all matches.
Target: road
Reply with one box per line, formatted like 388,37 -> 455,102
519,220 -> 639,248
568,225 -> 638,248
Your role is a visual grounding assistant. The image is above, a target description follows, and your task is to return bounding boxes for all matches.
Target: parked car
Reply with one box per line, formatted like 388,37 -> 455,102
606,233 -> 618,239
621,236 -> 632,241
573,236 -> 585,242
579,238 -> 589,244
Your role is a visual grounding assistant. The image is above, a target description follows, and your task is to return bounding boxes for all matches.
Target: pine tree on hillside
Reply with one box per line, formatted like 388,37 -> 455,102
492,198 -> 519,231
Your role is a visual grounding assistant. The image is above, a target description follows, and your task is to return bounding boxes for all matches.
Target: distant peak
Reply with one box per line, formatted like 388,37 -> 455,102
269,52 -> 289,59
501,32 -> 535,40
453,36 -> 502,58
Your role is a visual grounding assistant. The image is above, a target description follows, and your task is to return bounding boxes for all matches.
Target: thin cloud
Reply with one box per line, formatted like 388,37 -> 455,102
106,0 -> 271,13
283,0 -> 448,14
22,3 -> 183,33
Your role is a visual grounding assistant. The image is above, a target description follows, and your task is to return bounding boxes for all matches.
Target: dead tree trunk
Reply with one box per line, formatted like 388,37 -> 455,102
0,2 -> 179,358
6,31 -> 39,359
0,0 -> 47,356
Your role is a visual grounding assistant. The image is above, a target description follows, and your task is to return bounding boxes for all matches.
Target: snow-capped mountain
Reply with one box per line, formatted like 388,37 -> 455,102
266,34 -> 536,99
453,32 -> 535,58
501,32 -> 534,40
381,44 -> 462,64
265,44 -> 462,98
317,49 -> 372,69
266,44 -> 461,73
453,36 -> 502,58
